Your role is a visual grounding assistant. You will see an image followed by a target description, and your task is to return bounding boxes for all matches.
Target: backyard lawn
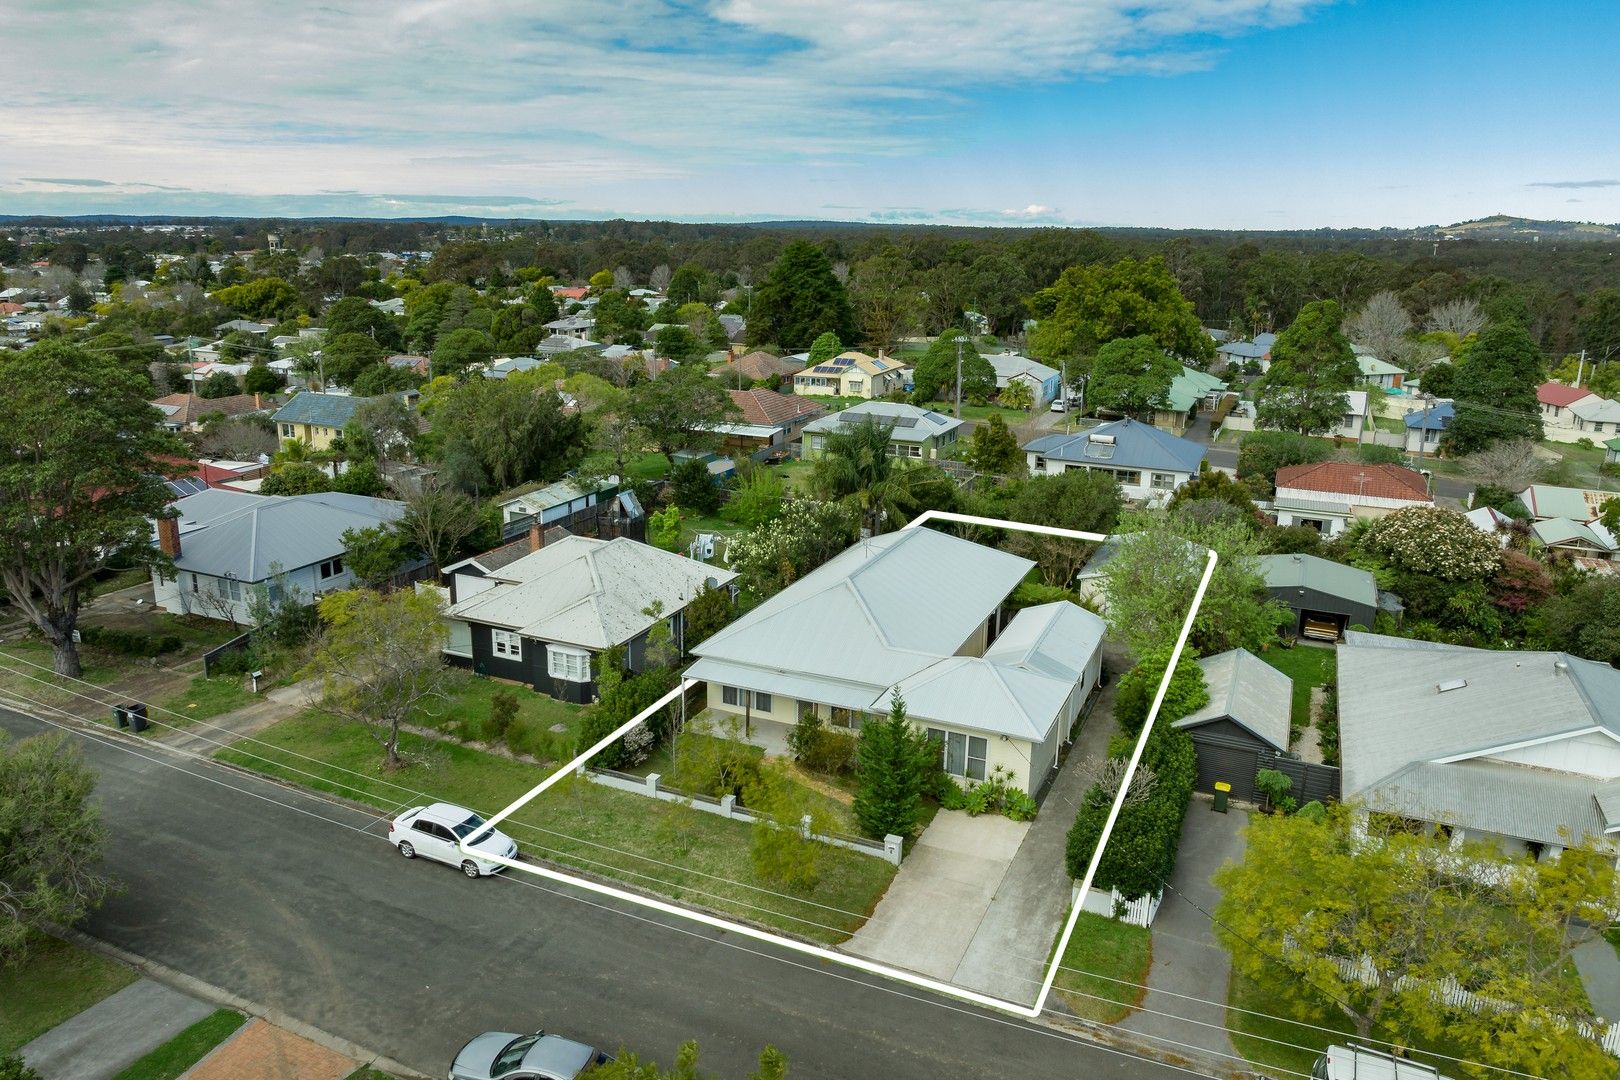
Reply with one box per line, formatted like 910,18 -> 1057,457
110,1009 -> 247,1080
1050,912 -> 1153,1024
216,712 -> 896,943
0,936 -> 138,1054
1257,644 -> 1336,738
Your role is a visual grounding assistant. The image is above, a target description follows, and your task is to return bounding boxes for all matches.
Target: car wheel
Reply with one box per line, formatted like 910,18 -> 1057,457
461,860 -> 481,879
398,841 -> 416,859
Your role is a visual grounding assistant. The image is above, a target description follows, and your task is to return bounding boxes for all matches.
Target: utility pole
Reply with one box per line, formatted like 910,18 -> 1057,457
1061,358 -> 1069,434
1577,349 -> 1587,388
1416,392 -> 1434,465
954,336 -> 963,419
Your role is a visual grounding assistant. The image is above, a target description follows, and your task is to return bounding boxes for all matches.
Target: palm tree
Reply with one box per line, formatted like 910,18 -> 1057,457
810,417 -> 951,536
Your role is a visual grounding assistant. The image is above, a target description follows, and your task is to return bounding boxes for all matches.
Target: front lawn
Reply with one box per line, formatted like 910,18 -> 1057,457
216,712 -> 896,943
110,1009 -> 247,1080
0,640 -> 121,710
1258,644 -> 1336,737
413,674 -> 585,764
155,675 -> 258,725
0,935 -> 138,1054
1051,912 -> 1153,1023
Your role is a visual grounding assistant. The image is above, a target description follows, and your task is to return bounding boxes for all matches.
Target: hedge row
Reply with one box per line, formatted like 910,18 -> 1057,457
1064,726 -> 1198,899
79,626 -> 183,657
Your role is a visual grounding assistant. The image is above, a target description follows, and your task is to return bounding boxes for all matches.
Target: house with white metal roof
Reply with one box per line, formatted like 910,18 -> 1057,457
686,528 -> 1104,794
1338,633 -> 1620,862
1356,355 -> 1407,389
1570,394 -> 1620,438
801,400 -> 963,460
1023,418 -> 1205,504
150,489 -> 411,625
985,352 -> 1062,406
443,535 -> 735,704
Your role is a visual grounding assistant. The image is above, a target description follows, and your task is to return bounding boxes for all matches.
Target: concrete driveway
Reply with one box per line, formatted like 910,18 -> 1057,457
844,811 -> 1029,982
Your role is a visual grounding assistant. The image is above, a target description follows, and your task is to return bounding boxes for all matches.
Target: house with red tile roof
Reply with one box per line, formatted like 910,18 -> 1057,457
728,350 -> 807,386
1271,461 -> 1433,537
1538,381 -> 1594,436
705,388 -> 826,455
150,391 -> 272,432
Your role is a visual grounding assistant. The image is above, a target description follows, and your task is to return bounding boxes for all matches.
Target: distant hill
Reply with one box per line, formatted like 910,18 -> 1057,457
1440,215 -> 1620,241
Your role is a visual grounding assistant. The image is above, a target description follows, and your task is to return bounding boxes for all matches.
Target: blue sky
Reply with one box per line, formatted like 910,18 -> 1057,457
4,1 -> 1618,228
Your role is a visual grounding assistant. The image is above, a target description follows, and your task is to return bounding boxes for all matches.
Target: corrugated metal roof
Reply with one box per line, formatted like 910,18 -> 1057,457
448,536 -> 735,650
802,401 -> 962,443
1531,517 -> 1616,551
1357,356 -> 1407,377
1403,401 -> 1454,430
1597,779 -> 1620,831
1365,759 -> 1614,849
987,352 -> 1059,385
1258,554 -> 1377,607
270,392 -> 373,428
168,490 -> 405,580
1175,649 -> 1291,750
983,601 -> 1105,682
1023,418 -> 1205,474
1518,484 -> 1611,522
886,658 -> 1059,740
1164,366 -> 1227,412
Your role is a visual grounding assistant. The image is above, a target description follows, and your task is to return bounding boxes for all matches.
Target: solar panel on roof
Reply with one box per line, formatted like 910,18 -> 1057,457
833,357 -> 855,366
889,417 -> 918,428
812,365 -> 842,374
1083,442 -> 1115,460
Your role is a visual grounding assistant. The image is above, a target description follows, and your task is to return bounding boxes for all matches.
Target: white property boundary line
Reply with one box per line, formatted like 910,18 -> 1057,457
469,508 -> 1218,1019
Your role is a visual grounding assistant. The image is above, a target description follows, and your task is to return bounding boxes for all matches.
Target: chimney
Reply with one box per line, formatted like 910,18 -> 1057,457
1554,660 -> 1569,677
157,516 -> 181,558
528,519 -> 544,552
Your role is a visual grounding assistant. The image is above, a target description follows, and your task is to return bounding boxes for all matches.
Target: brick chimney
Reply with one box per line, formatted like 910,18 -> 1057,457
157,516 -> 181,558
528,519 -> 544,552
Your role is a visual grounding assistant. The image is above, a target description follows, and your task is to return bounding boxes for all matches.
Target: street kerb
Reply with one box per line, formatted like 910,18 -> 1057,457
468,509 -> 1219,1019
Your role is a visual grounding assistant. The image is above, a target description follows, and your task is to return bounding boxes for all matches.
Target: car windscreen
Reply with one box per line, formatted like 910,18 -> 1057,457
451,812 -> 487,839
492,1034 -> 539,1074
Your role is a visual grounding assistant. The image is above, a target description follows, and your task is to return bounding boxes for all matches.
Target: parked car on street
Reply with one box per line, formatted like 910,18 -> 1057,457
389,803 -> 517,878
1313,1045 -> 1447,1080
450,1030 -> 610,1080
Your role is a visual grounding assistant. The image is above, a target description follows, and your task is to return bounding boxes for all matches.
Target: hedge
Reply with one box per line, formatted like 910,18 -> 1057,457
573,666 -> 679,769
1065,727 -> 1198,899
79,626 -> 183,657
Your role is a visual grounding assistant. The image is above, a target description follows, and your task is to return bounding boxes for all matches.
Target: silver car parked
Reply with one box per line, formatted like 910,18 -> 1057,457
450,1030 -> 610,1080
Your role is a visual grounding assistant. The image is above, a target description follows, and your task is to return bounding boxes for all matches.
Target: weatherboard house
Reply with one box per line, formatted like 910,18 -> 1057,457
1022,418 -> 1205,503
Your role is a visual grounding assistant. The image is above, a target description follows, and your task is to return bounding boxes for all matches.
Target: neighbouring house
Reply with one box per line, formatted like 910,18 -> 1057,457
442,533 -> 735,703
686,528 -> 1105,796
482,356 -> 549,379
801,400 -> 963,461
1538,381 -> 1594,435
544,315 -> 596,335
728,350 -> 806,387
549,285 -> 589,302
1463,505 -> 1515,547
536,334 -> 605,356
1172,648 -> 1293,801
1357,355 -> 1407,389
1148,365 -> 1229,435
1216,340 -> 1270,372
1271,462 -> 1433,536
1516,484 -> 1613,523
386,354 -> 430,376
1570,394 -> 1620,438
718,313 -> 746,342
214,319 -> 272,336
986,352 -> 1062,407
1257,389 -> 1373,442
790,350 -> 906,399
271,392 -> 379,450
1023,417 -> 1206,503
151,391 -> 270,432
370,297 -> 406,315
1607,437 -> 1620,466
708,388 -> 825,455
495,475 -> 627,529
1403,400 -> 1454,453
1072,532 -> 1201,612
1529,517 -> 1618,561
1338,633 -> 1620,862
161,458 -> 271,499
1258,552 -> 1387,640
151,489 -> 411,624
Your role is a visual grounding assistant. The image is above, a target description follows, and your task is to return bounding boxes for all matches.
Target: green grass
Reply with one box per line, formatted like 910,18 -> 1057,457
155,674 -> 257,725
216,711 -> 896,943
626,452 -> 671,481
1257,644 -> 1336,735
343,1069 -> 401,1080
1051,912 -> 1153,1023
110,1009 -> 247,1080
0,935 -> 138,1054
414,675 -> 586,765
0,640 -> 121,711
639,731 -> 860,832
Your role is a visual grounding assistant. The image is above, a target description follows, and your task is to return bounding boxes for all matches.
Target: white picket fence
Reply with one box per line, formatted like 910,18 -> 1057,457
1075,883 -> 1163,927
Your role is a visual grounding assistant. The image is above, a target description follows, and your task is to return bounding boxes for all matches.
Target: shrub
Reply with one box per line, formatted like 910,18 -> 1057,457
1355,443 -> 1406,465
80,626 -> 182,657
0,1053 -> 43,1080
1113,649 -> 1209,739
1236,430 -> 1329,496
789,712 -> 857,776
1254,768 -> 1293,810
487,690 -> 519,744
1065,728 -> 1197,898
574,666 -> 678,769
1364,506 -> 1501,581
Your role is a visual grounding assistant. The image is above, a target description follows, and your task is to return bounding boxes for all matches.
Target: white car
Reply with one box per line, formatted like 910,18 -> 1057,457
389,803 -> 518,878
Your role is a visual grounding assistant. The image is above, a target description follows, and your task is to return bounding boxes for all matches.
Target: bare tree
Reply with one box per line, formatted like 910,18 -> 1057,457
1464,438 -> 1547,492
1402,337 -> 1449,379
1425,297 -> 1487,338
399,477 -> 488,575
1344,290 -> 1412,364
197,415 -> 279,460
832,261 -> 849,285
1091,755 -> 1158,808
649,264 -> 672,293
613,265 -> 635,289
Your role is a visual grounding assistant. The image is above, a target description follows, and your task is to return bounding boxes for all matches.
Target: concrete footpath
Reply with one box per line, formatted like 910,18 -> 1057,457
20,978 -> 214,1080
1573,935 -> 1620,1023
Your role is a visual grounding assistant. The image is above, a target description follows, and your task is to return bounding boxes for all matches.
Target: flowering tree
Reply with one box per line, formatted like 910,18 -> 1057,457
725,499 -> 859,597
1364,506 -> 1501,581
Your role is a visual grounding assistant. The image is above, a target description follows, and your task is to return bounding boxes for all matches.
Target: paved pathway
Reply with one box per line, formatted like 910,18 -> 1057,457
21,978 -> 214,1080
951,675 -> 1121,1004
1573,935 -> 1620,1022
1120,797 -> 1250,1063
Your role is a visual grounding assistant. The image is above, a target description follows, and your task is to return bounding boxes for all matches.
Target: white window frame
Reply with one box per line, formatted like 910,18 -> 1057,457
280,423 -> 296,438
1151,472 -> 1177,490
547,644 -> 590,682
492,629 -> 523,661
927,727 -> 988,781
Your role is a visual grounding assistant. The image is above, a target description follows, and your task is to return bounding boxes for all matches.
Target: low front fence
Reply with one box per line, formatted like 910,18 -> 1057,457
1075,883 -> 1163,928
582,766 -> 903,866
200,631 -> 253,677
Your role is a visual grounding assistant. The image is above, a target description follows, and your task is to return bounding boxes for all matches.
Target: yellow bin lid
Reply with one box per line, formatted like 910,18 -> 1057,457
1214,782 -> 1232,792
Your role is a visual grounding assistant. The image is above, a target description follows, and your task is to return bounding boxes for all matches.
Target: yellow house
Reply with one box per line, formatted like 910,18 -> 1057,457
791,350 -> 906,399
270,392 -> 375,450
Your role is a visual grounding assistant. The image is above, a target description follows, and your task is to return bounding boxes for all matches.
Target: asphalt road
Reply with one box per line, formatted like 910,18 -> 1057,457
2,708 -> 1201,1080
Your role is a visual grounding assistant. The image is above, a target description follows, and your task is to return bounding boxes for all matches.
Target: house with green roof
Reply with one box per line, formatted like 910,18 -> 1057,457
1144,365 -> 1227,435
1356,354 -> 1407,389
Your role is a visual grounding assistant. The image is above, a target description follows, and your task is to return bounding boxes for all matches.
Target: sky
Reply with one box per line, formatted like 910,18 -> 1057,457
4,1 -> 1619,229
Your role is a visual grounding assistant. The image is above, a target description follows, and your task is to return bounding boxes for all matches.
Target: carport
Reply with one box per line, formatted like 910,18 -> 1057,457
1258,553 -> 1378,642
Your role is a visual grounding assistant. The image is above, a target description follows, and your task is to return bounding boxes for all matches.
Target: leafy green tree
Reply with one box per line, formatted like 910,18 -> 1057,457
399,478 -> 488,575
595,289 -> 649,342
967,251 -> 1031,335
1235,430 -> 1330,498
1003,469 -> 1122,586
965,412 -> 1023,476
654,325 -> 706,363
1112,648 -> 1209,738
322,331 -> 387,388
432,378 -> 589,490
1445,321 -> 1544,453
0,341 -> 188,675
809,417 -> 953,535
1578,287 -> 1620,366
676,302 -> 727,350
999,379 -> 1034,413
725,499 -> 859,596
681,583 -> 735,654
1166,468 -> 1258,521
1254,300 -> 1361,435
749,241 -> 857,350
350,362 -> 421,398
1087,335 -> 1181,417
242,362 -> 283,395
1027,256 -> 1212,365
666,263 -> 712,307
670,458 -> 722,514
1065,725 -> 1197,897
197,369 -> 241,398
0,732 -> 115,962
647,505 -> 683,552
0,1051 -> 44,1080
909,330 -> 994,403
260,461 -> 333,495
721,468 -> 786,528
626,364 -> 741,465
307,589 -> 450,769
589,1040 -> 787,1080
340,524 -> 416,586
1528,577 -> 1620,664
213,276 -> 300,321
850,252 -> 919,353
431,327 -> 497,378
854,693 -> 935,840
1214,805 -> 1617,1078
323,295 -> 403,351
808,331 -> 843,364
